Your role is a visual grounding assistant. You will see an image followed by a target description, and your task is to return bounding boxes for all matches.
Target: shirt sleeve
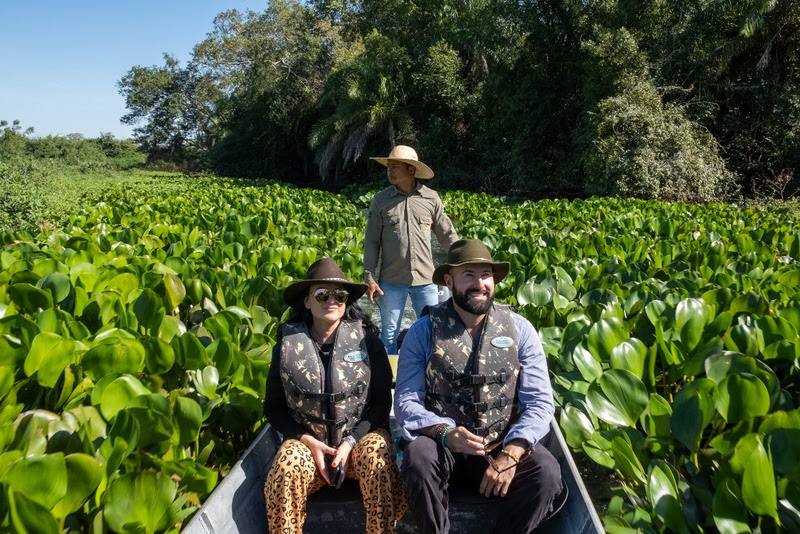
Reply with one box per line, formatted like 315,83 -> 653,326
393,317 -> 457,440
348,329 -> 393,442
503,314 -> 555,449
263,342 -> 312,440
431,194 -> 458,250
363,197 -> 382,285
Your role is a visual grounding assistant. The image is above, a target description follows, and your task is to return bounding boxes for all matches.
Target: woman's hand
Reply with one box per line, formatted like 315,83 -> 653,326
300,434 -> 338,485
331,439 -> 354,483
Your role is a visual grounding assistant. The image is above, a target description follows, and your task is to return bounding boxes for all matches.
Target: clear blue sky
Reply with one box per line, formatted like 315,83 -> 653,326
0,1 -> 267,140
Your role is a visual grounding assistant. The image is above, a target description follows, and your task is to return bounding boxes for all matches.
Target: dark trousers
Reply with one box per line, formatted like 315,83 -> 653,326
401,435 -> 562,534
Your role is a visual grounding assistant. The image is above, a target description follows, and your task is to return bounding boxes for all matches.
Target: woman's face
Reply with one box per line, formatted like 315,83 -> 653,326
304,282 -> 347,328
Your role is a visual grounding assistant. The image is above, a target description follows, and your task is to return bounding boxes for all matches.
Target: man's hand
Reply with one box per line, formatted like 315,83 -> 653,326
366,282 -> 384,304
300,434 -> 338,485
443,426 -> 485,456
479,453 -> 517,497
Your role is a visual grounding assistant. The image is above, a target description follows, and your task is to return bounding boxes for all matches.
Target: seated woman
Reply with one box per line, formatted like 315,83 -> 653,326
264,257 -> 406,533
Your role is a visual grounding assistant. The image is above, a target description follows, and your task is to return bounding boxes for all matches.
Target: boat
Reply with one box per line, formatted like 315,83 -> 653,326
182,415 -> 604,533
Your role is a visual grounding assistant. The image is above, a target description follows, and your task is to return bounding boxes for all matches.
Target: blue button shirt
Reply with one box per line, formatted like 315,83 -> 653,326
393,311 -> 554,449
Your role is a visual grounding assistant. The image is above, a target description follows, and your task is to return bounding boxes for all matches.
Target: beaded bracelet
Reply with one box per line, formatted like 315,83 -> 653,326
500,449 -> 521,463
441,426 -> 453,448
433,423 -> 454,449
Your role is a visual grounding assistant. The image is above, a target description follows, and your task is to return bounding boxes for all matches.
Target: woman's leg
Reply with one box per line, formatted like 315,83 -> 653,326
264,439 -> 327,533
348,429 -> 407,533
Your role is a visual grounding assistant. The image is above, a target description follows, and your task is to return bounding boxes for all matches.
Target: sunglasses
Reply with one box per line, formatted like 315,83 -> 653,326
311,288 -> 349,304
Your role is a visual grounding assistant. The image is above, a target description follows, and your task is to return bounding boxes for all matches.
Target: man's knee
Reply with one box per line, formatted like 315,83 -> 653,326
401,436 -> 444,480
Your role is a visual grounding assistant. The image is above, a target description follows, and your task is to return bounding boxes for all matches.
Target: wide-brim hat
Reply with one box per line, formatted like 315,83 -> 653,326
432,239 -> 510,285
370,145 -> 434,179
283,258 -> 368,307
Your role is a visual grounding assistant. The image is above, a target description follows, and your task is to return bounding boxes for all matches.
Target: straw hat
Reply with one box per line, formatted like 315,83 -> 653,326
283,258 -> 368,308
370,145 -> 434,179
432,239 -> 510,285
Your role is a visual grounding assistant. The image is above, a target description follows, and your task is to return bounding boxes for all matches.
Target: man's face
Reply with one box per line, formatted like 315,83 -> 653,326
387,160 -> 416,190
446,263 -> 495,316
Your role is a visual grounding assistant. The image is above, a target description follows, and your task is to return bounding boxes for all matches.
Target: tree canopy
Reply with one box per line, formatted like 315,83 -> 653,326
118,0 -> 800,200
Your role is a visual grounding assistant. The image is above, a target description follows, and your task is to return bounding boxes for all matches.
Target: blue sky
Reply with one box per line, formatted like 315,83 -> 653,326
0,1 -> 267,139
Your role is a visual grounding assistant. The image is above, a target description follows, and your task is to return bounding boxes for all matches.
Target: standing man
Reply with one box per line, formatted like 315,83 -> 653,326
364,145 -> 458,355
394,239 -> 563,534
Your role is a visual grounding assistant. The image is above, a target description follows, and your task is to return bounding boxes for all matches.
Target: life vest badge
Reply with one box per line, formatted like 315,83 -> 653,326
344,350 -> 368,362
491,336 -> 514,349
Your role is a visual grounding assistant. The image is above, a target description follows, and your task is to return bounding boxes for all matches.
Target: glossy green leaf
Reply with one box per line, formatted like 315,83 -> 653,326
163,273 -> 186,311
36,272 -> 72,304
7,490 -> 59,534
671,378 -> 717,451
740,434 -> 777,519
716,374 -> 771,423
586,369 -> 649,427
611,434 -> 646,485
572,344 -> 603,382
126,394 -> 174,447
173,396 -> 203,445
99,375 -> 150,420
587,317 -> 630,362
3,453 -> 67,509
609,337 -> 646,378
560,404 -> 595,448
51,453 -> 103,519
133,288 -> 165,330
647,460 -> 686,532
81,337 -> 145,381
24,332 -> 76,388
10,283 -> 53,313
713,477 -> 750,534
103,470 -> 177,534
142,336 -> 175,374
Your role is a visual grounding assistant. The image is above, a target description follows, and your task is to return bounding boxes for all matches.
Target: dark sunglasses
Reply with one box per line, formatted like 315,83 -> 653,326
311,288 -> 349,304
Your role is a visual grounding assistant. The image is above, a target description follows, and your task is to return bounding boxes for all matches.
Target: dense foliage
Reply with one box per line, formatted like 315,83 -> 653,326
117,0 -> 799,200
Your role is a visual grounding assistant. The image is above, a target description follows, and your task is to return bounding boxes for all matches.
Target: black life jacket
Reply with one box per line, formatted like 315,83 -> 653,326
280,320 -> 370,446
425,301 -> 519,445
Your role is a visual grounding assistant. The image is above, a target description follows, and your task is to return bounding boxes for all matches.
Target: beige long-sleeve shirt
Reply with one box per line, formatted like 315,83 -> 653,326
363,182 -> 458,286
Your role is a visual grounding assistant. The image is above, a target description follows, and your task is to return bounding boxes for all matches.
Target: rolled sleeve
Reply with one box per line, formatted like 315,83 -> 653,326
393,317 -> 456,440
503,314 -> 554,450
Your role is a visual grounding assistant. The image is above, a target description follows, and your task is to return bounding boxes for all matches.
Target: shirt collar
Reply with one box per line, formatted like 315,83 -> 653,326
390,180 -> 424,197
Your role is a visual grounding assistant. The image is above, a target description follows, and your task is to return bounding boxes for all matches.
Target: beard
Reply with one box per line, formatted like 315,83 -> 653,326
452,286 -> 494,315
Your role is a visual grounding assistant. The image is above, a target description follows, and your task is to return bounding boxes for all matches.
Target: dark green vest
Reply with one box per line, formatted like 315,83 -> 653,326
425,301 -> 519,444
280,320 -> 370,446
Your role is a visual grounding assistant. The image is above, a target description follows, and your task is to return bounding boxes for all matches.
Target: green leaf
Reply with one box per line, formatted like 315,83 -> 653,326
173,396 -> 203,445
587,317 -> 630,362
572,344 -> 603,382
647,460 -> 686,532
36,273 -> 72,304
729,293 -> 768,316
163,273 -> 186,311
560,404 -> 595,448
716,374 -> 771,424
643,394 -> 672,439
671,379 -> 717,451
585,369 -> 649,427
740,434 -> 777,519
51,453 -> 103,519
142,336 -> 175,374
609,337 -> 646,378
133,288 -> 165,330
3,453 -> 67,509
191,365 -> 220,399
99,375 -> 150,420
712,477 -> 751,534
675,297 -> 710,351
81,337 -> 145,381
7,490 -> 60,534
103,470 -> 177,534
611,434 -> 646,485
10,283 -> 53,313
205,310 -> 242,343
126,394 -> 174,447
24,332 -> 76,388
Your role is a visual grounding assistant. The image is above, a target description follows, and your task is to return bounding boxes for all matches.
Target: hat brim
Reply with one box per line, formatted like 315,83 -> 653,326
370,157 -> 434,179
432,260 -> 510,286
283,279 -> 369,308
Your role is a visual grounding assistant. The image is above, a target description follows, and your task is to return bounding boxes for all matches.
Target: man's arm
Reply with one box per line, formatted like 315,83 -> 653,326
393,317 -> 457,441
503,314 -> 555,450
430,194 -> 458,249
363,198 -> 384,300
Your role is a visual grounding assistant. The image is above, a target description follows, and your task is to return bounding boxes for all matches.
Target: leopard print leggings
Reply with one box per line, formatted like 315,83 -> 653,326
264,428 -> 406,533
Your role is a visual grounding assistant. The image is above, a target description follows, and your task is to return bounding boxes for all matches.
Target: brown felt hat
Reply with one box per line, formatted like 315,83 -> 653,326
370,145 -> 434,179
432,239 -> 510,285
283,258 -> 368,307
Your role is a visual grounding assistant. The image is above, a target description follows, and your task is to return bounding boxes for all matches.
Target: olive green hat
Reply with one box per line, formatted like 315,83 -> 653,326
432,239 -> 510,285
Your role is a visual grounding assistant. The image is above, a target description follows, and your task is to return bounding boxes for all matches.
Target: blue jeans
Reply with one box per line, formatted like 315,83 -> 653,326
378,282 -> 439,354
